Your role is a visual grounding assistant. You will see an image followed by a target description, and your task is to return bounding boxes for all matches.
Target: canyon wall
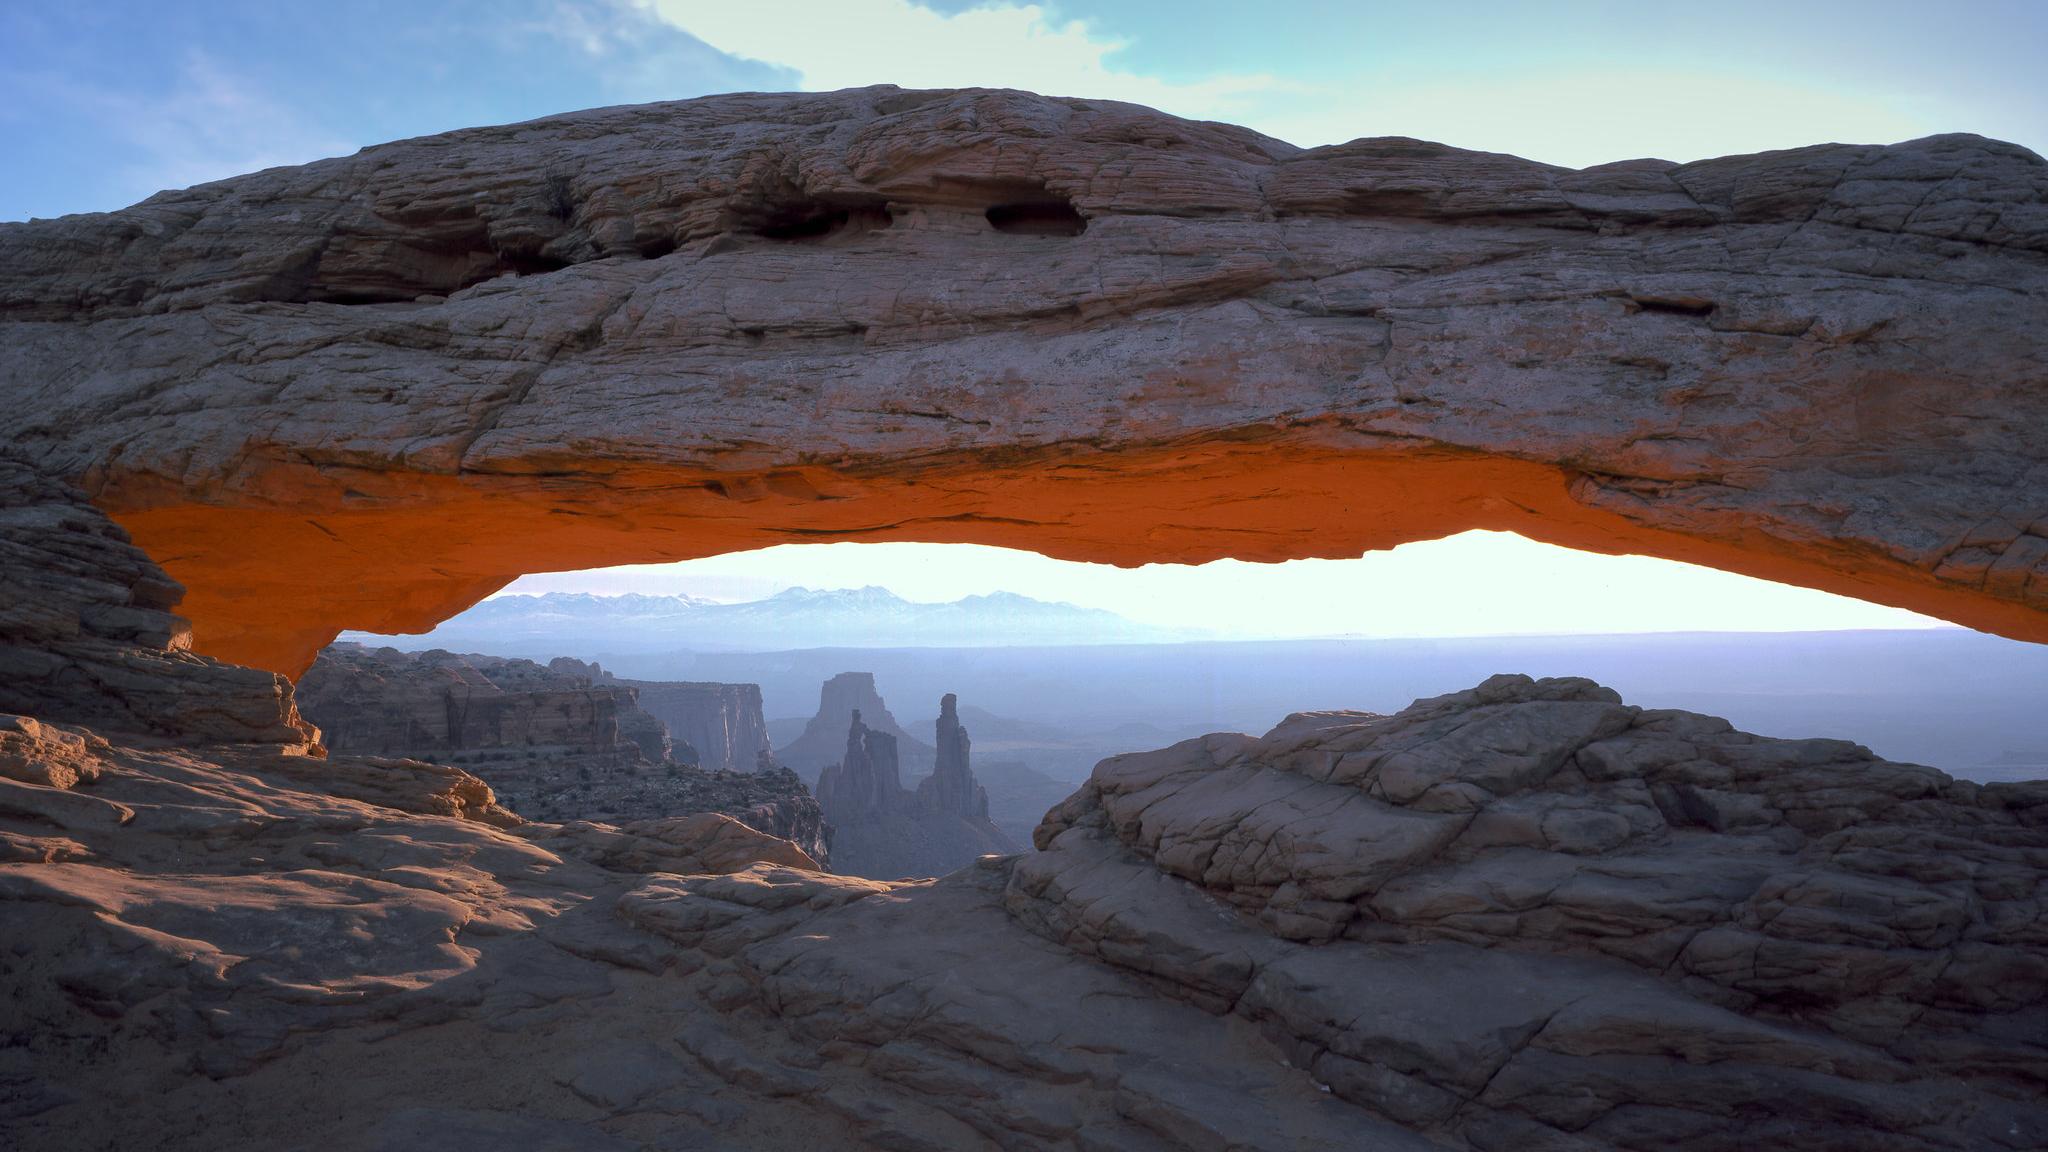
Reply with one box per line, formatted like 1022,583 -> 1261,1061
0,88 -> 2042,678
296,644 -> 826,861
621,680 -> 773,774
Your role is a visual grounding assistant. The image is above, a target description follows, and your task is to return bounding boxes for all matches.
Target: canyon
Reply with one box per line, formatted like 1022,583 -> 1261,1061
295,644 -> 828,867
1,87 -> 2045,1151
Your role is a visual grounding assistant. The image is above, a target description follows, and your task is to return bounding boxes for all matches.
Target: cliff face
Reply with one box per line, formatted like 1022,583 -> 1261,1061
296,645 -> 658,804
778,672 -> 934,781
622,680 -> 773,773
295,644 -> 826,862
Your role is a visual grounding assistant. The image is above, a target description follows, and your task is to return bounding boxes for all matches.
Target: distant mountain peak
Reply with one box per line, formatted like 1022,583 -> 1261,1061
351,584 -> 1202,653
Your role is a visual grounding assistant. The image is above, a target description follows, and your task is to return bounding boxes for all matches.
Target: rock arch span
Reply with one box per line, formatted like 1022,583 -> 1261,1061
2,87 -> 2045,677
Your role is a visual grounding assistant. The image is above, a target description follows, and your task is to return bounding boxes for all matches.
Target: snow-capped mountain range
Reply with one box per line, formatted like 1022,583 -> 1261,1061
342,585 -> 1199,653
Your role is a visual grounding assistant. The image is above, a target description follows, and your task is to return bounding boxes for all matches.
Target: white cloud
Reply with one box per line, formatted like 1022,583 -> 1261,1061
635,1 -> 1944,167
636,0 -> 1281,119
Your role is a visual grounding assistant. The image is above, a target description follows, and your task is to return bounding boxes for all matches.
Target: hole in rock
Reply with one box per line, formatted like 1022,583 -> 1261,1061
314,533 -> 2048,882
985,199 -> 1087,236
745,197 -> 895,242
1630,294 -> 1716,317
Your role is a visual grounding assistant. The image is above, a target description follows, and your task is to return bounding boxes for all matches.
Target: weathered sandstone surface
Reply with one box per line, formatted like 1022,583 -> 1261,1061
296,643 -> 827,862
1,88 -> 2043,674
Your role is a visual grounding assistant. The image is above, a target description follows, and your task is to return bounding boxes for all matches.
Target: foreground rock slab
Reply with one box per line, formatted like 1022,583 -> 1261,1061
2,87 -> 2045,673
5,674 -> 2042,1151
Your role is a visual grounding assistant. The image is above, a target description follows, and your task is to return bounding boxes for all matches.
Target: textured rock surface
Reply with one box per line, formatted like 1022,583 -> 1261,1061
1,88 -> 2043,675
297,643 -> 827,861
7,675 -> 2042,1151
1018,673 -> 2048,1148
0,462 -> 311,745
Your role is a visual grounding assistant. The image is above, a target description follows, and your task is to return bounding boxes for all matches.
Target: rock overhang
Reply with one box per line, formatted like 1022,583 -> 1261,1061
1,85 -> 2044,676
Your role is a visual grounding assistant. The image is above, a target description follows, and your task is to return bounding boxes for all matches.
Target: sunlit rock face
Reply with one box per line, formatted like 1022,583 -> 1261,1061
2,87 -> 2045,676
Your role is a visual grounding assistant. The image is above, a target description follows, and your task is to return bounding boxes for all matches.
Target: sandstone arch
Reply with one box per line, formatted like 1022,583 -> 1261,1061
2,87 -> 2045,677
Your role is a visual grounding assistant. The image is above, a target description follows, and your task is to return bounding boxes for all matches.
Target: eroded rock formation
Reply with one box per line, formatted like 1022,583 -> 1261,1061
916,692 -> 991,822
296,644 -> 826,861
815,708 -> 904,826
815,696 -> 1019,879
1,88 -> 2043,676
4,86 -> 2048,1152
1009,674 -> 2048,1146
778,671 -> 934,781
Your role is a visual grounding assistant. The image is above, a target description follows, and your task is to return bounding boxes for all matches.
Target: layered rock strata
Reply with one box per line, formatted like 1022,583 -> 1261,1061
1,89 -> 2043,676
0,462 -> 310,746
1011,674 -> 2048,1148
296,644 -> 827,862
621,679 -> 775,774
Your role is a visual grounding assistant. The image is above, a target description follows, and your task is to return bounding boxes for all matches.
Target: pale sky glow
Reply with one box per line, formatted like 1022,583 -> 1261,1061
648,0 -> 1958,168
497,532 -> 1952,637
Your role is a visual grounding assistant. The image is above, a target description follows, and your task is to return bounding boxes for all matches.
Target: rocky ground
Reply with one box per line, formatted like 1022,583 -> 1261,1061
5,667 -> 2043,1151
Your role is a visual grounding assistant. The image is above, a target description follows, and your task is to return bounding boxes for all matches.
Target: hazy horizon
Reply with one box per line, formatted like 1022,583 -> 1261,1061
479,531 -> 1952,640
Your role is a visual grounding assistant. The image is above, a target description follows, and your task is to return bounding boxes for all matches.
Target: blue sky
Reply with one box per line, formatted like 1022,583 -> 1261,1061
5,2 -> 2024,634
4,1 -> 2043,222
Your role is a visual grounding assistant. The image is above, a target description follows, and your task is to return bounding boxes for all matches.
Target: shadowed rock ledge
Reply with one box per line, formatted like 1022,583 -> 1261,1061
1,87 -> 2044,673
